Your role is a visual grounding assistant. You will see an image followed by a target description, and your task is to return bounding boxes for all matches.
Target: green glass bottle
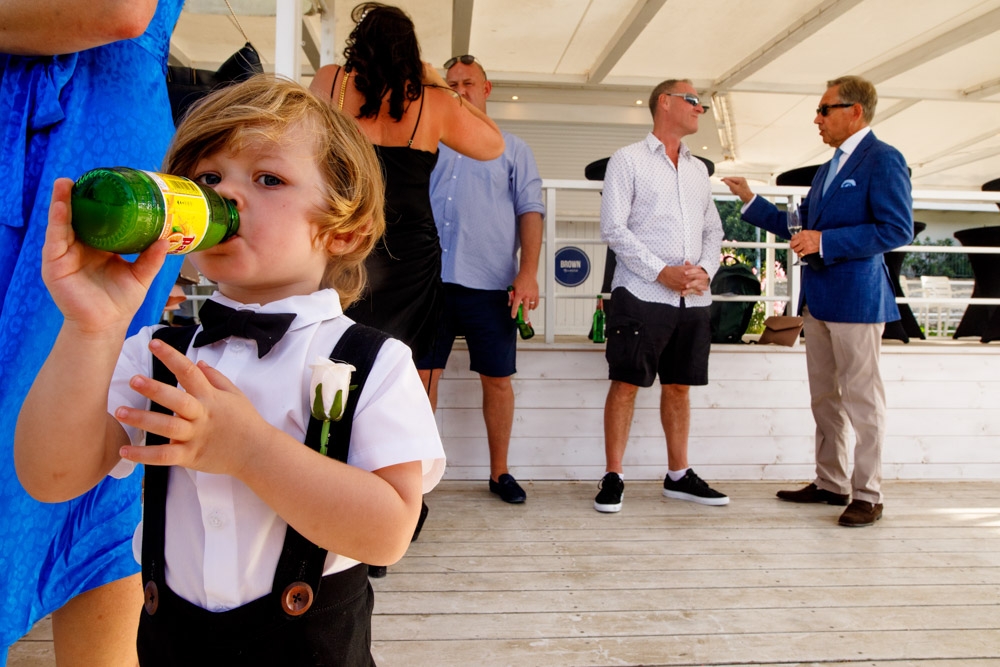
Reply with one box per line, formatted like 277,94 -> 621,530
508,285 -> 535,340
71,167 -> 239,255
590,294 -> 606,343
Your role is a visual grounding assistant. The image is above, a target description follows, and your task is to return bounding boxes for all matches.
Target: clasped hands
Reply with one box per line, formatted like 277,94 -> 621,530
658,261 -> 710,297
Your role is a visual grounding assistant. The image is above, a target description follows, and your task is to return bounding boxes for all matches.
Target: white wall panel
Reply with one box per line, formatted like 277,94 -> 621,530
433,343 -> 1000,482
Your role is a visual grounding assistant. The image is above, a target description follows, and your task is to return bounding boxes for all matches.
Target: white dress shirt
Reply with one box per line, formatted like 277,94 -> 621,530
109,289 -> 445,611
832,126 -> 871,176
600,133 -> 724,307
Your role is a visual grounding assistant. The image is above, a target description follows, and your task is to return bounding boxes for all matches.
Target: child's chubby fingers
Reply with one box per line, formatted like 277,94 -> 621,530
150,339 -> 243,398
44,178 -> 76,252
42,178 -> 167,325
123,372 -> 205,425
196,359 -> 242,394
118,442 -> 195,468
147,338 -> 218,398
42,179 -> 88,283
114,401 -> 197,445
47,175 -> 168,275
131,238 -> 170,289
138,340 -> 269,476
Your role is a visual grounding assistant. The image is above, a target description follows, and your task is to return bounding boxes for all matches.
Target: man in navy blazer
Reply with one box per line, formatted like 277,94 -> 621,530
723,75 -> 913,527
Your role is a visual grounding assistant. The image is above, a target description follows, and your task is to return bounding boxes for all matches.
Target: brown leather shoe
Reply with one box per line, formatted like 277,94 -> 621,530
776,483 -> 850,506
838,500 -> 883,527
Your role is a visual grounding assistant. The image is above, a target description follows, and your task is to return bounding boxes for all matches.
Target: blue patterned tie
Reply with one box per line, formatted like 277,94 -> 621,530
822,148 -> 843,196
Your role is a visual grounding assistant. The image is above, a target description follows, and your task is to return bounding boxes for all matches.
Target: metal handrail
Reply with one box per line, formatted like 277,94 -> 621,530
539,179 -> 1000,342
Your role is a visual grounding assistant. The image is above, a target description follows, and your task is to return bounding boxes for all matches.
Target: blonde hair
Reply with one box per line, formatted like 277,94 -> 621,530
163,75 -> 385,308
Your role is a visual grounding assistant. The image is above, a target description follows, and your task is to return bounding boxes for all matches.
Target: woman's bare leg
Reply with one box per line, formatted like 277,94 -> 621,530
51,573 -> 142,667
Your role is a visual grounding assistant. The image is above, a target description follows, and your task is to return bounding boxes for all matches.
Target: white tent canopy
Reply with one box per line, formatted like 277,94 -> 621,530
170,0 -> 1000,191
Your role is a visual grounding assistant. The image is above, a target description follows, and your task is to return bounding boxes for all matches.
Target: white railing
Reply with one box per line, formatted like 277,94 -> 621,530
539,180 -> 1000,343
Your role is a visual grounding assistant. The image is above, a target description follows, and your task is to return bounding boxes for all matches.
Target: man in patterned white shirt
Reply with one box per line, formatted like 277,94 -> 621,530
594,78 -> 727,513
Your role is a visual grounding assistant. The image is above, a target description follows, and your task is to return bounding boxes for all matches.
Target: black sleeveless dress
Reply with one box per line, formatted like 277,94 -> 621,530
333,68 -> 443,359
347,145 -> 441,359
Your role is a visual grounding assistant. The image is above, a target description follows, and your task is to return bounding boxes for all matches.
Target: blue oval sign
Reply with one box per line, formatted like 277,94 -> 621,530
554,246 -> 591,287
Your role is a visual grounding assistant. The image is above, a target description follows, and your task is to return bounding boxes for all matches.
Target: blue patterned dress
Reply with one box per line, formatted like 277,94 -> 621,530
0,1 -> 184,657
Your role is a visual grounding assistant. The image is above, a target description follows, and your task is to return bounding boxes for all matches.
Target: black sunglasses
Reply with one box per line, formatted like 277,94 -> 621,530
444,54 -> 479,69
816,102 -> 855,117
665,92 -> 709,111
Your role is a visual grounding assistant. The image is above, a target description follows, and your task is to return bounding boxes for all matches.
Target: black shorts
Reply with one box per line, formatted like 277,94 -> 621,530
414,284 -> 517,378
605,286 -> 711,387
137,564 -> 374,666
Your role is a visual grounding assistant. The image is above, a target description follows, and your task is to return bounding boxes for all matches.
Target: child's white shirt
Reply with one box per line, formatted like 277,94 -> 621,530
108,289 -> 445,612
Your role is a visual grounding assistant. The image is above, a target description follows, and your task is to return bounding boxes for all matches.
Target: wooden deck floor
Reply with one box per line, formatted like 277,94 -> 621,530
10,480 -> 1000,666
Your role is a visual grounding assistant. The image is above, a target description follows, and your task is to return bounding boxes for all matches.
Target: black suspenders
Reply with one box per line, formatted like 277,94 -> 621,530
141,322 -> 389,617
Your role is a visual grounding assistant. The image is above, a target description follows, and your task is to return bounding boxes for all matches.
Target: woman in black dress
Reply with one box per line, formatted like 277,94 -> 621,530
310,2 -> 504,360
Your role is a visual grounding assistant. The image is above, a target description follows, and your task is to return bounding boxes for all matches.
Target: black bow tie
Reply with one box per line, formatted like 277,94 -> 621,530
193,300 -> 296,358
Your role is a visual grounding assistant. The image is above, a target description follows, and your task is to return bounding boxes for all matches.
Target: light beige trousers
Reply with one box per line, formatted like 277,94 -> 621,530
802,307 -> 886,504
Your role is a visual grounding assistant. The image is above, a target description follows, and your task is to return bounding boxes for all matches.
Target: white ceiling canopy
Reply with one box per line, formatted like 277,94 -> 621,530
169,0 -> 1000,190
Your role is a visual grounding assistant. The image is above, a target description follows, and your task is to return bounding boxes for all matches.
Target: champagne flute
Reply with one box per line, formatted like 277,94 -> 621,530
787,206 -> 802,266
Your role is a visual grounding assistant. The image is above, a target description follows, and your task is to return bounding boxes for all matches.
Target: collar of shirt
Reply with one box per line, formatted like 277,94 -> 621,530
836,126 -> 871,164
643,132 -> 693,162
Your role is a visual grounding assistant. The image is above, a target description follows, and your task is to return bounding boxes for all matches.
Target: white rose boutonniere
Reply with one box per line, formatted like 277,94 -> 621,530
309,357 -> 357,456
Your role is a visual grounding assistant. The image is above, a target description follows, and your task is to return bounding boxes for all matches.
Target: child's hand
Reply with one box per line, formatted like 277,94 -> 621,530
114,338 -> 276,477
42,178 -> 168,334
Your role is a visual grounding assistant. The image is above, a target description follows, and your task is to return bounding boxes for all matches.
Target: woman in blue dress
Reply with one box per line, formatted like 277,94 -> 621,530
0,1 -> 184,663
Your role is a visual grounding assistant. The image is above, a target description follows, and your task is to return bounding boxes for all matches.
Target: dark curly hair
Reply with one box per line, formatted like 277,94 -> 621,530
343,2 -> 423,121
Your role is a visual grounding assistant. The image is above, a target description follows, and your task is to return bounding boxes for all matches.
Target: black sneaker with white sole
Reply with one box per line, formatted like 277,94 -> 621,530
594,472 -> 624,512
662,469 -> 729,506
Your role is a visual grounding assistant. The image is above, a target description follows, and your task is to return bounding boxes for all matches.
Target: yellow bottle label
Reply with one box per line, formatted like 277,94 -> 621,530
144,171 -> 211,255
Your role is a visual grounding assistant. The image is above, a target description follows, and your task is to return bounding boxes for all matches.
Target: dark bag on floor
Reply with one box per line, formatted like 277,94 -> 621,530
166,43 -> 262,125
709,255 -> 761,344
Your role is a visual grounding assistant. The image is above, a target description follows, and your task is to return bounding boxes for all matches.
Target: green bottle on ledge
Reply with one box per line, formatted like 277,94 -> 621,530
71,167 -> 239,255
508,285 -> 535,340
590,294 -> 606,343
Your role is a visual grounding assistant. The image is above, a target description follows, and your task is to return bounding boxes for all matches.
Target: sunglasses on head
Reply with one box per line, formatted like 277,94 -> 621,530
816,102 -> 854,116
665,92 -> 709,111
444,54 -> 479,69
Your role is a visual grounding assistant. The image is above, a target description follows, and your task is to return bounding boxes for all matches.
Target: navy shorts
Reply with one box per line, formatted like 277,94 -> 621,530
415,284 -> 517,378
605,287 -> 711,387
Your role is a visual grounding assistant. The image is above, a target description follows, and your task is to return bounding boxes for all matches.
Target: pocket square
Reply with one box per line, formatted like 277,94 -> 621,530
840,179 -> 856,188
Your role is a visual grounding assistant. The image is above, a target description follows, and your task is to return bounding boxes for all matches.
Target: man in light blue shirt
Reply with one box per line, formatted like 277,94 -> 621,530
416,55 -> 544,504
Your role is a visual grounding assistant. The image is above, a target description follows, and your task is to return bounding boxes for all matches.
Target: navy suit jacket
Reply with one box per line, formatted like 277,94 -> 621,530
743,131 -> 913,323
